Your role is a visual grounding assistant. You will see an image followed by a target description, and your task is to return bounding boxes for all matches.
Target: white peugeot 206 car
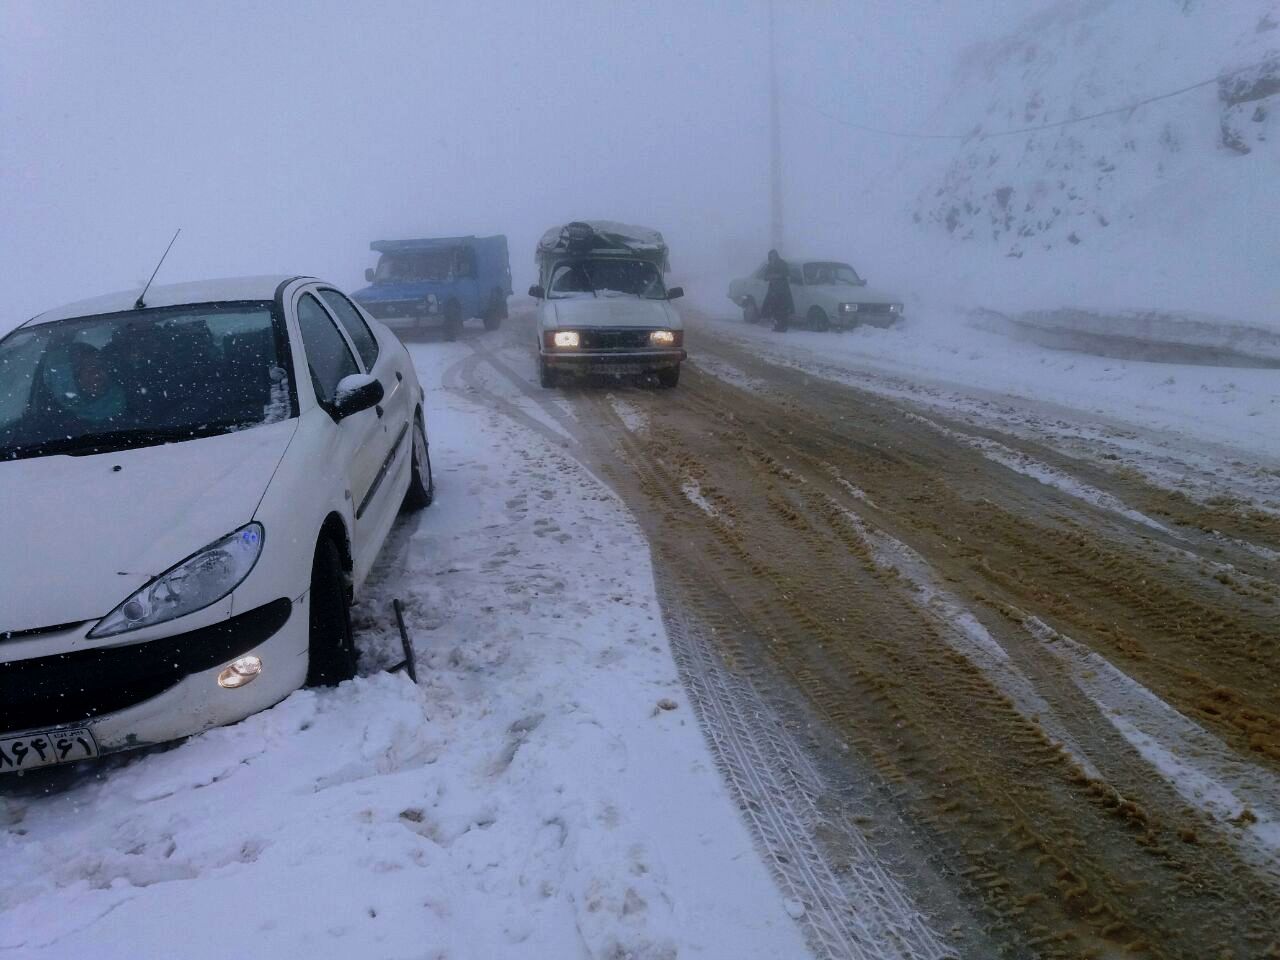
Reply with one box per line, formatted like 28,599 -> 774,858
0,276 -> 433,773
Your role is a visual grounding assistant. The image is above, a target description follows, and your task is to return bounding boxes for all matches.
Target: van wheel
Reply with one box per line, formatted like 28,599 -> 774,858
657,365 -> 680,388
402,412 -> 434,510
539,357 -> 558,389
743,298 -> 760,325
305,538 -> 357,687
808,307 -> 830,332
443,300 -> 463,341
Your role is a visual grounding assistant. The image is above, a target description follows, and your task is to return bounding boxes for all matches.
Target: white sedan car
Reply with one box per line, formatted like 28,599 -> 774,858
0,275 -> 433,773
728,258 -> 905,330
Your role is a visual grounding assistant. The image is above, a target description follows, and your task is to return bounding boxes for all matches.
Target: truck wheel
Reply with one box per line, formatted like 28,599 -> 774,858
657,365 -> 680,388
443,300 -> 463,341
539,356 -> 557,389
483,289 -> 506,331
305,537 -> 357,687
807,306 -> 830,332
743,298 -> 760,325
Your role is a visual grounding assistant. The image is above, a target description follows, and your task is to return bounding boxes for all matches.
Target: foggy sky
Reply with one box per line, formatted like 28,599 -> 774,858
1,1 -> 1042,327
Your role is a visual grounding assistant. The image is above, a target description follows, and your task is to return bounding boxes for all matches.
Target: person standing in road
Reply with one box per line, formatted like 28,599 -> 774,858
760,249 -> 793,332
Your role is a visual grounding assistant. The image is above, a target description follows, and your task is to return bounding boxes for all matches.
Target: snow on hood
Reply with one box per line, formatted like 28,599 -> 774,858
0,419 -> 298,632
551,296 -> 680,329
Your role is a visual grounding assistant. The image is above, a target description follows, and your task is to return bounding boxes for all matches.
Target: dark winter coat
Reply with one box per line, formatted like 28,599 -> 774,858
761,257 -> 794,321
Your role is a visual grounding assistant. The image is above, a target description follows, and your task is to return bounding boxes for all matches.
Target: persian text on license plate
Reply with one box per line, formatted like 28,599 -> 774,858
0,728 -> 99,773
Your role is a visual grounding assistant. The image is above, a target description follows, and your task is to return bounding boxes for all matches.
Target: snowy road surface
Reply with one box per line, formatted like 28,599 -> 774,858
4,299 -> 1278,960
0,332 -> 810,960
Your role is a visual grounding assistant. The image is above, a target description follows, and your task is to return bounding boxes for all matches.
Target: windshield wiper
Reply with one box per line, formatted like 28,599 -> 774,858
0,422 -> 246,461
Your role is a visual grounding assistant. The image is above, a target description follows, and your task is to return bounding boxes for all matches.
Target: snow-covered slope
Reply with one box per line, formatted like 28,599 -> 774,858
903,0 -> 1279,324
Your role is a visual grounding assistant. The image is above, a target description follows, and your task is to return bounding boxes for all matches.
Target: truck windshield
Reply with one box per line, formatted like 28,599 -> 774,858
374,250 -> 455,282
549,259 -> 666,300
0,302 -> 293,462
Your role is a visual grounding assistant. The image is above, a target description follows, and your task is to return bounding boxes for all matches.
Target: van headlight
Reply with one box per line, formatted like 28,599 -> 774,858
553,331 -> 580,348
89,523 -> 265,638
650,330 -> 676,345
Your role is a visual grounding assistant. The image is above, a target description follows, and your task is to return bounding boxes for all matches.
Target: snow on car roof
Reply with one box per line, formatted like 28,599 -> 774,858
26,275 -> 311,326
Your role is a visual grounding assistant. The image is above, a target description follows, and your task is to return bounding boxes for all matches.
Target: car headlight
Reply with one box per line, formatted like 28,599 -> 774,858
553,331 -> 580,348
88,523 -> 265,638
889,303 -> 903,314
839,303 -> 860,314
650,330 -> 676,345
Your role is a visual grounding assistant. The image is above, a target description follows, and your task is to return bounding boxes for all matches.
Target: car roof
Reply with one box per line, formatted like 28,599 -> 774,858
26,275 -> 315,327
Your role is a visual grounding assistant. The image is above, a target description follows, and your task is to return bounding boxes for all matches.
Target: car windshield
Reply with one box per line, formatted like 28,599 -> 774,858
0,302 -> 293,461
803,262 -> 863,285
548,258 -> 666,300
374,250 -> 455,283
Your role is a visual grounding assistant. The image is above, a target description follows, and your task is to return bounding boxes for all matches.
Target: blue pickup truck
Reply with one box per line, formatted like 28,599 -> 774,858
352,236 -> 512,340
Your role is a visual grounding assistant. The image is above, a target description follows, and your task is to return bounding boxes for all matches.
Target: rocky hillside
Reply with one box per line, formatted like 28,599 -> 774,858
913,0 -> 1277,261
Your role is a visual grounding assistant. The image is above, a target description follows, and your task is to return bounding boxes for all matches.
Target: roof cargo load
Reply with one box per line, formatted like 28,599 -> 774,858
536,221 -> 669,272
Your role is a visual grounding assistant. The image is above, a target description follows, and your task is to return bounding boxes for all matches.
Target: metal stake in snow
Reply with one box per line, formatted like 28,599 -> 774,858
389,598 -> 419,684
134,228 -> 181,309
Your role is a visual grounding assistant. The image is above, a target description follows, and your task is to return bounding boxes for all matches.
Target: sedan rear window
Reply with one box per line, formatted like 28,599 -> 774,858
0,301 -> 293,461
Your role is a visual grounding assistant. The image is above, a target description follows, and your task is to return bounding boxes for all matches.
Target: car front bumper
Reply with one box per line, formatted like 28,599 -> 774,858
0,596 -> 309,761
542,348 -> 686,374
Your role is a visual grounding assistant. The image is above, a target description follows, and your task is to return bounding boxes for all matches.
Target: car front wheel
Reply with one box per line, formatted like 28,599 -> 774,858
305,537 -> 357,687
743,298 -> 760,325
539,356 -> 557,389
657,365 -> 680,388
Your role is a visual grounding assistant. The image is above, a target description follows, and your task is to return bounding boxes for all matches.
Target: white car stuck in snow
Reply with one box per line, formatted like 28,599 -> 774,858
728,258 -> 905,330
0,275 -> 433,773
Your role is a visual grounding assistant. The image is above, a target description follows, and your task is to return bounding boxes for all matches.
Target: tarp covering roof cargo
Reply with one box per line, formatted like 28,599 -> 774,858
536,221 -> 668,270
371,237 -> 476,253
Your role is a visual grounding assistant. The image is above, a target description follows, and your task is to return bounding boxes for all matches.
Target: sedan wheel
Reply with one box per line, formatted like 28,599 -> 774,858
305,538 -> 358,687
743,299 -> 760,325
403,414 -> 434,510
808,307 -> 830,332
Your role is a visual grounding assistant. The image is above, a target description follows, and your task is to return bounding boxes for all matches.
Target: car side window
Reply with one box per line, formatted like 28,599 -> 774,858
296,292 -> 358,405
318,289 -> 379,370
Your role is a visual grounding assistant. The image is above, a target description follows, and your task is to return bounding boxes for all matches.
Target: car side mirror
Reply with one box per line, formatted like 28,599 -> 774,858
528,284 -> 545,299
364,268 -> 375,283
666,286 -> 684,301
332,373 -> 383,420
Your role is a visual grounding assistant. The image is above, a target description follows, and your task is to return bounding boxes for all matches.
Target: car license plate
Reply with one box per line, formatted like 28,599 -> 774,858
0,727 -> 99,773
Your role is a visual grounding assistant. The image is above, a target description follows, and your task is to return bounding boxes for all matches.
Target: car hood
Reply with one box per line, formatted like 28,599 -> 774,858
550,297 -> 680,329
352,281 -> 450,303
0,420 -> 298,633
809,283 -> 900,304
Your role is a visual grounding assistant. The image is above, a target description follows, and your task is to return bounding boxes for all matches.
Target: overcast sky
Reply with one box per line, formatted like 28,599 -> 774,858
1,1 -> 1042,325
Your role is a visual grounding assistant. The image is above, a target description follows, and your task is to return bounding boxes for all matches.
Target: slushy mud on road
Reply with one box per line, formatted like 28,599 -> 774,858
464,311 -> 1280,960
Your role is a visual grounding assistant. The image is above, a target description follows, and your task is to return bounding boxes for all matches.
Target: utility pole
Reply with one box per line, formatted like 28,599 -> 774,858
768,0 -> 784,251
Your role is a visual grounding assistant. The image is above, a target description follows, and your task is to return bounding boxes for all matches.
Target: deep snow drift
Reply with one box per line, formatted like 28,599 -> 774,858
0,339 -> 807,960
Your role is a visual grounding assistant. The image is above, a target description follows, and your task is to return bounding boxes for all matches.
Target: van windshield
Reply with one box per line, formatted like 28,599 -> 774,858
0,302 -> 293,462
548,259 -> 666,300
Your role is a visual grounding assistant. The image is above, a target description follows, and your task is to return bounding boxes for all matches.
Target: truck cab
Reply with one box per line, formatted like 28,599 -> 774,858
530,221 -> 686,388
352,235 -> 512,341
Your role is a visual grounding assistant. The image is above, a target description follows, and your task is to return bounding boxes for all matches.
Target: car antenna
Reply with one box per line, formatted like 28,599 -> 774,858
134,228 -> 181,309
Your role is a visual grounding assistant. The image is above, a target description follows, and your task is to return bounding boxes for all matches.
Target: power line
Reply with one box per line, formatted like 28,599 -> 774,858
816,59 -> 1268,142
